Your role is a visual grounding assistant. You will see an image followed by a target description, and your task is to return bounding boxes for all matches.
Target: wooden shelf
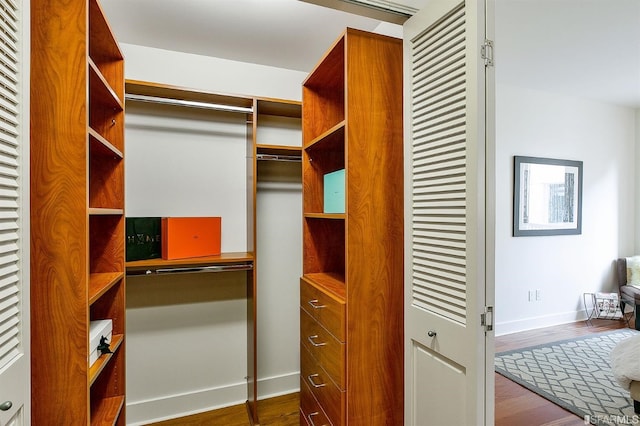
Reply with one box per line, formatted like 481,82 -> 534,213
89,126 -> 124,210
89,272 -> 124,305
304,213 -> 345,220
90,127 -> 123,159
88,208 -> 124,216
125,79 -> 254,110
90,395 -> 125,426
126,252 -> 254,273
303,36 -> 345,91
89,333 -> 124,386
257,144 -> 302,157
89,59 -> 123,111
303,272 -> 346,300
256,97 -> 301,117
304,120 -> 345,151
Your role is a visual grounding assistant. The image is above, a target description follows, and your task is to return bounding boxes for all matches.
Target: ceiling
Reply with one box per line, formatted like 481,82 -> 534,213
101,0 -> 640,108
100,0 -> 416,73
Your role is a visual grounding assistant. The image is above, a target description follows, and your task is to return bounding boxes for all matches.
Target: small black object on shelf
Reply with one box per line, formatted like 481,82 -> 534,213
98,336 -> 112,355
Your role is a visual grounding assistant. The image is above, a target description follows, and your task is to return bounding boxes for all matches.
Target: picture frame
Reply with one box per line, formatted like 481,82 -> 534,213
513,156 -> 583,237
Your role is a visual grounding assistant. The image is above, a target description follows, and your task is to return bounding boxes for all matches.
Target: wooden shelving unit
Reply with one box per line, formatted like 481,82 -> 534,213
31,0 -> 126,424
300,28 -> 404,425
124,80 -> 301,424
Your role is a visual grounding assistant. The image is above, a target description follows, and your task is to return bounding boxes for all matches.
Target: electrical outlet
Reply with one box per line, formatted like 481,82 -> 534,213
536,289 -> 541,301
528,290 -> 534,301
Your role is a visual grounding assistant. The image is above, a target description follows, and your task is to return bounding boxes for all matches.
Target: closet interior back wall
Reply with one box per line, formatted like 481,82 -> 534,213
124,101 -> 250,424
125,102 -> 248,244
256,112 -> 303,397
123,99 -> 304,424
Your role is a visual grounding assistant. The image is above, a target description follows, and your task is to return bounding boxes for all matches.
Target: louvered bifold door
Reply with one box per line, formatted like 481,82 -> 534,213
411,3 -> 468,325
404,0 -> 490,424
0,0 -> 27,424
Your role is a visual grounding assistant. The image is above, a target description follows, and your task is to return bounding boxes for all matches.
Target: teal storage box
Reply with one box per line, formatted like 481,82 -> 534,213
324,169 -> 345,213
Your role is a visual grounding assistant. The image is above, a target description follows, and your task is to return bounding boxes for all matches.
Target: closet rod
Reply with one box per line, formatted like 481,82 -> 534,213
125,93 -> 253,114
127,263 -> 254,276
256,154 -> 302,162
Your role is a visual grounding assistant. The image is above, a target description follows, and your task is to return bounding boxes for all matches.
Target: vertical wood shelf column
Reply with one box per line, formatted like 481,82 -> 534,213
300,28 -> 404,425
31,0 -> 126,424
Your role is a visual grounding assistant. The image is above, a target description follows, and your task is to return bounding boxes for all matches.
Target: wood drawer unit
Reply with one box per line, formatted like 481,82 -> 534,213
301,29 -> 403,424
300,307 -> 345,389
300,277 -> 345,342
300,374 -> 332,426
301,344 -> 345,425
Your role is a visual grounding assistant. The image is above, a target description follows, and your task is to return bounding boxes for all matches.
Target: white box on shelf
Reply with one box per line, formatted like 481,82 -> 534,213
89,319 -> 113,367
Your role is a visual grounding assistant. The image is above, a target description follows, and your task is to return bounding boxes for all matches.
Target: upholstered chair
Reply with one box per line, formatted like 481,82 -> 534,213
616,257 -> 640,330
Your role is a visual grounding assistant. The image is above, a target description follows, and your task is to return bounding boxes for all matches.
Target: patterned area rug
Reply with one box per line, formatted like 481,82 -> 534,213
495,328 -> 640,425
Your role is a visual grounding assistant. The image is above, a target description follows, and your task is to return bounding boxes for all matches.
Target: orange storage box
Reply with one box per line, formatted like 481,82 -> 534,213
162,217 -> 221,260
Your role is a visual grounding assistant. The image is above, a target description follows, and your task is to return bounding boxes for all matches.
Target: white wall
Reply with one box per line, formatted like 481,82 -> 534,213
121,43 -> 306,101
255,116 -> 303,398
494,83 -> 637,335
123,44 -> 305,424
126,103 -> 248,250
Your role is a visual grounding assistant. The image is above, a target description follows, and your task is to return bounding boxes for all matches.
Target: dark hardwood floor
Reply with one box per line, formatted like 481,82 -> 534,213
147,393 -> 300,426
148,318 -> 632,425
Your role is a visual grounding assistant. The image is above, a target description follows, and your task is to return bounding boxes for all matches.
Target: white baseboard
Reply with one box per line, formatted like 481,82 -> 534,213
495,309 -> 589,336
126,371 -> 300,425
257,371 -> 299,399
126,381 -> 247,425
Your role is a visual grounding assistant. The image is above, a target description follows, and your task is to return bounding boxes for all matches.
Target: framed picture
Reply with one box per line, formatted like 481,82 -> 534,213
513,156 -> 583,237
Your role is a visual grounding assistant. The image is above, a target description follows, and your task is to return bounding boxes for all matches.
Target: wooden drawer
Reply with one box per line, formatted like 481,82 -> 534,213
301,343 -> 345,425
300,277 -> 345,342
300,374 -> 332,426
300,307 -> 345,390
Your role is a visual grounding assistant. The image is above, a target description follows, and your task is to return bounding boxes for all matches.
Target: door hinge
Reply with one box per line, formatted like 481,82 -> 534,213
481,39 -> 494,67
481,306 -> 494,332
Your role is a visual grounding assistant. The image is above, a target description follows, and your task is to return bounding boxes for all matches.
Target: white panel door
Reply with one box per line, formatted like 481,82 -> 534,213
403,0 -> 494,425
0,0 -> 28,425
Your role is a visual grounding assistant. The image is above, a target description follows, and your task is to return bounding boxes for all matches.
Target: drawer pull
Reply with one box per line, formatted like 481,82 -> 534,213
307,335 -> 327,347
308,299 -> 326,309
307,373 -> 326,388
307,412 -> 328,426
